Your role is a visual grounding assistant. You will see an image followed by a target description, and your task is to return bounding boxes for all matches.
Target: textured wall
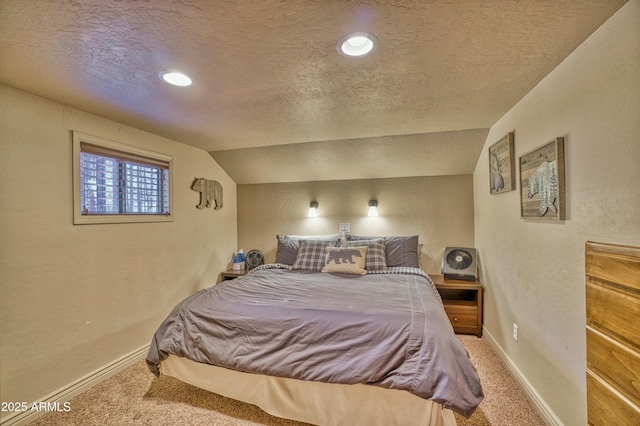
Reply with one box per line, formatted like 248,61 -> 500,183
210,128 -> 488,184
473,1 -> 640,424
0,85 -> 237,413
237,175 -> 474,274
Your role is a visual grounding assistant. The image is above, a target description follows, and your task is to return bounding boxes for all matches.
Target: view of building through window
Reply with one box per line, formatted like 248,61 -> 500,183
79,152 -> 169,215
73,132 -> 173,224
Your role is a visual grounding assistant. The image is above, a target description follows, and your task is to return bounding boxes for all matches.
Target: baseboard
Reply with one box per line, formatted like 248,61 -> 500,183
483,329 -> 563,426
0,345 -> 149,426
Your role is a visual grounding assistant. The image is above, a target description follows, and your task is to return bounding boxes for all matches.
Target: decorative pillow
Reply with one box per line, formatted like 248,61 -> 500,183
322,246 -> 367,275
292,239 -> 338,271
385,235 -> 420,268
347,238 -> 386,270
276,234 -> 341,265
275,235 -> 299,265
347,234 -> 420,268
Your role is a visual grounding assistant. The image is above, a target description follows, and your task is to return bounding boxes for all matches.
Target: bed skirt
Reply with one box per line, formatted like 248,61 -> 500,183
160,354 -> 456,426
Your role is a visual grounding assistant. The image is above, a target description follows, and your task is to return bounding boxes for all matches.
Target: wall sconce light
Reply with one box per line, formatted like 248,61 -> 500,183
308,201 -> 319,217
368,199 -> 379,217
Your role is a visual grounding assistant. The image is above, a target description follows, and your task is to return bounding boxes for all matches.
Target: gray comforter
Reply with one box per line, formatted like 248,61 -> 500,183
146,266 -> 483,417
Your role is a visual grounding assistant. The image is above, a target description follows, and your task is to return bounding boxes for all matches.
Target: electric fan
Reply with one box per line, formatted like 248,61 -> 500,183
246,249 -> 264,269
442,247 -> 478,280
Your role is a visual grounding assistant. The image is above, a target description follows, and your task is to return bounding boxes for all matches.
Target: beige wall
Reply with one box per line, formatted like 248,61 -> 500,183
238,175 -> 474,274
3,3 -> 638,424
0,85 -> 237,413
472,1 -> 640,425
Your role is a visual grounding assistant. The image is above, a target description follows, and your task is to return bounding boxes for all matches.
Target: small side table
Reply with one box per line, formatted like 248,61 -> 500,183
430,274 -> 484,337
219,269 -> 248,281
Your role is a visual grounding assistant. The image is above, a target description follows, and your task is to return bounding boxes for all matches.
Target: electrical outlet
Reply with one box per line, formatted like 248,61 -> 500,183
339,223 -> 350,233
512,323 -> 519,342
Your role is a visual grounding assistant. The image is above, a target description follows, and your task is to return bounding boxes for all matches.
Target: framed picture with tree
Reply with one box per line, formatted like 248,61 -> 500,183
519,137 -> 565,220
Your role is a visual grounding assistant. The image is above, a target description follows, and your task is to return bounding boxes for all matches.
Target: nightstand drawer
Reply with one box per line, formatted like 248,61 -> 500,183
444,310 -> 478,329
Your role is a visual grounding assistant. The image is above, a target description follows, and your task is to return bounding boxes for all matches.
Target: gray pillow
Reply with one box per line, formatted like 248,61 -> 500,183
384,235 -> 420,268
275,235 -> 299,265
347,234 -> 420,268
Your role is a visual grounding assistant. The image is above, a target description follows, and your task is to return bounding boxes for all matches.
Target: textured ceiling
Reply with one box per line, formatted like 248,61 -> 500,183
0,1 -> 627,184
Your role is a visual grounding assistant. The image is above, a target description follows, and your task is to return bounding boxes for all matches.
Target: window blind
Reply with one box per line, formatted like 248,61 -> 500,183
79,144 -> 170,216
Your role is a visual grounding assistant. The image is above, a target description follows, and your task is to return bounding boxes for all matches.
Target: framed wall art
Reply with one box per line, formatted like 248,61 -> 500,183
489,132 -> 515,194
519,137 -> 565,220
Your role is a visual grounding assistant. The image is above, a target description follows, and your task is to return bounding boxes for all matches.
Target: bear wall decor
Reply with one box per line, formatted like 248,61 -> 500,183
191,178 -> 223,210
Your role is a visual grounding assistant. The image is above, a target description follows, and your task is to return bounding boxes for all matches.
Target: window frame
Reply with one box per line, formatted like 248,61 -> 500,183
72,132 -> 174,225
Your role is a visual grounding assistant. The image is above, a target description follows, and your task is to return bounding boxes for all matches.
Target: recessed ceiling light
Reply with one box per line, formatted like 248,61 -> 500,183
159,71 -> 192,87
337,32 -> 378,57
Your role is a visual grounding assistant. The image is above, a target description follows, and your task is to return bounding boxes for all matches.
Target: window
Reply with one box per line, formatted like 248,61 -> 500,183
73,132 -> 173,224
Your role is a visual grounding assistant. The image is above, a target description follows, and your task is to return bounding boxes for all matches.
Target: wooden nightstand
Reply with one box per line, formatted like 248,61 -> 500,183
430,274 -> 484,337
219,269 -> 248,281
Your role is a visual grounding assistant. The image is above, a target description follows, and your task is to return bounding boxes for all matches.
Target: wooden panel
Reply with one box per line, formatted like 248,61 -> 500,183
586,241 -> 640,426
587,371 -> 640,426
442,300 -> 477,311
587,326 -> 640,405
586,279 -> 640,348
586,241 -> 640,292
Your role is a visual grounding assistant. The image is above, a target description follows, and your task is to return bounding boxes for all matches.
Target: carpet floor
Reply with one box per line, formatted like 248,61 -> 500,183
29,335 -> 546,425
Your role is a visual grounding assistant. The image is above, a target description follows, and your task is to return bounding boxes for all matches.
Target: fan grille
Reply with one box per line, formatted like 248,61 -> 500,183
446,249 -> 473,270
246,249 -> 264,268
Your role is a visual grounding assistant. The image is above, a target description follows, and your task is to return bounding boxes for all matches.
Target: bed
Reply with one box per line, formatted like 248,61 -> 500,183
146,234 -> 484,425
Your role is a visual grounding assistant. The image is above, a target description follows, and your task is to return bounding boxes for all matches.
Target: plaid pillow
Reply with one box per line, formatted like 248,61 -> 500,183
347,238 -> 386,270
276,234 -> 341,265
292,239 -> 337,271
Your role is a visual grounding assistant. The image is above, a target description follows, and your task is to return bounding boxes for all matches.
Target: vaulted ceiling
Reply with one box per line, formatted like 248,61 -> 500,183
0,1 -> 627,183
